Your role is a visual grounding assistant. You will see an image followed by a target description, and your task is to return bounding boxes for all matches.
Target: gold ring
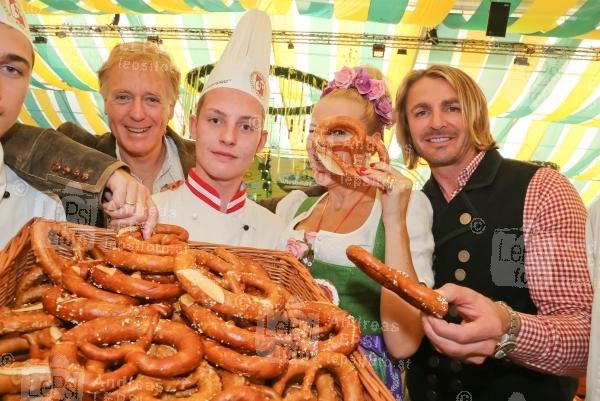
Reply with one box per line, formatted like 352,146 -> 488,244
384,174 -> 396,192
125,201 -> 136,206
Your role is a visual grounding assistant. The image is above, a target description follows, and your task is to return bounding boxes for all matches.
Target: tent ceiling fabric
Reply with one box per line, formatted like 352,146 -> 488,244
19,0 -> 600,205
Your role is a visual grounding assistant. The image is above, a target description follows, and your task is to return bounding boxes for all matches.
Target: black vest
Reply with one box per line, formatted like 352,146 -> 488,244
406,150 -> 577,401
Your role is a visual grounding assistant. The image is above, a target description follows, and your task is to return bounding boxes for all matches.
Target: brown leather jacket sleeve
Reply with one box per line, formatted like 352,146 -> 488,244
1,123 -> 126,227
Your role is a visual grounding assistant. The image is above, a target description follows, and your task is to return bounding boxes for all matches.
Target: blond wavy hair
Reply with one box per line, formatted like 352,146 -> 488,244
394,65 -> 497,169
98,42 -> 180,106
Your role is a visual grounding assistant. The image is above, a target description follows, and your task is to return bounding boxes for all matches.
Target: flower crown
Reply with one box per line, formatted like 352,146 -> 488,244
321,66 -> 393,128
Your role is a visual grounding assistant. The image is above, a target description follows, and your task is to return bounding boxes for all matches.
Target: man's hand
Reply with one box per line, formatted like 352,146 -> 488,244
102,169 -> 158,239
422,283 -> 512,364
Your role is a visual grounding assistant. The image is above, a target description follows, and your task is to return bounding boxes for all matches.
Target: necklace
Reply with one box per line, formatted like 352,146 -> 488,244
315,190 -> 369,233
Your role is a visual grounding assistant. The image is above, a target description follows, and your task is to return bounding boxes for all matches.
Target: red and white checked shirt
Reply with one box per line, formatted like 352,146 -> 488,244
447,151 -> 592,377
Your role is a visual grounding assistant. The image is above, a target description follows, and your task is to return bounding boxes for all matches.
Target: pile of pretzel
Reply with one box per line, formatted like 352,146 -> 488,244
0,220 -> 365,401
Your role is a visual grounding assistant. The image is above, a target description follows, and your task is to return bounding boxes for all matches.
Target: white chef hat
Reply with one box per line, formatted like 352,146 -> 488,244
200,9 -> 272,112
0,0 -> 31,44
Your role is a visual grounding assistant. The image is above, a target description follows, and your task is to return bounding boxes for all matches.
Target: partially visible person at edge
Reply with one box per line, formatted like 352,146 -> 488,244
586,197 -> 600,401
275,65 -> 434,400
153,9 -> 287,250
0,0 -> 157,247
392,65 -> 592,401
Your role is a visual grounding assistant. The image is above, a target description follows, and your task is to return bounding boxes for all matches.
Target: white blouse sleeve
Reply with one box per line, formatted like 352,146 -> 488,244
406,190 -> 435,287
275,190 -> 309,224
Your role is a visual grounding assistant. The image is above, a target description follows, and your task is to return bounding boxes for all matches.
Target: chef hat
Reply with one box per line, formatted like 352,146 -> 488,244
0,0 -> 31,44
200,9 -> 272,112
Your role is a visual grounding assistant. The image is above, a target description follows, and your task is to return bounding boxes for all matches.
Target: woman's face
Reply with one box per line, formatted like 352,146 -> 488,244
308,96 -> 368,187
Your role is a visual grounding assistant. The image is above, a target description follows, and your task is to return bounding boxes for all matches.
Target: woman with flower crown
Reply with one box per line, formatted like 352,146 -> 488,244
276,66 -> 434,400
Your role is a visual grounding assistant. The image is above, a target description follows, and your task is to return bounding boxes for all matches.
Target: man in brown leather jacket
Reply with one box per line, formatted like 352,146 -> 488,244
0,0 -> 157,236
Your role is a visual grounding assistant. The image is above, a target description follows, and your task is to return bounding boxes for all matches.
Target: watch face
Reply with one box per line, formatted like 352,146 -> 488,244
493,336 -> 517,359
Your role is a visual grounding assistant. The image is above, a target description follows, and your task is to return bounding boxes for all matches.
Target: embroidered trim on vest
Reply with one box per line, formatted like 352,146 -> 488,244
186,169 -> 246,214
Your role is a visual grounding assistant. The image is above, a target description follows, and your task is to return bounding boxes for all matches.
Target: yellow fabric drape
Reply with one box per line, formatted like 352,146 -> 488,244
544,61 -> 600,122
333,0 -> 370,22
401,0 -> 457,26
508,0 -> 583,34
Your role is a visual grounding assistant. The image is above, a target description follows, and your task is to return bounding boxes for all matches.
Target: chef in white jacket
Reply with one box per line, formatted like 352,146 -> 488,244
0,0 -> 65,249
153,10 -> 287,250
586,198 -> 600,401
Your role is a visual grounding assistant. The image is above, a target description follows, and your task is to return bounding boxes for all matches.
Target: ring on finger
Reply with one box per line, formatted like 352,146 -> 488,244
383,174 -> 396,192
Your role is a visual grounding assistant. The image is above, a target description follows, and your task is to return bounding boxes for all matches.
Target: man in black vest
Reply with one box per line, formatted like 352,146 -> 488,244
393,65 -> 591,401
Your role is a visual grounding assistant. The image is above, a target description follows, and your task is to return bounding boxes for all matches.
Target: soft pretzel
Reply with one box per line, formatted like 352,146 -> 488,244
62,264 -> 139,305
90,265 -> 182,302
13,266 -> 50,307
311,115 -> 389,179
210,385 -> 283,401
116,224 -> 188,256
31,220 -> 87,284
0,309 -> 59,337
123,319 -> 204,378
41,287 -> 169,323
346,245 -> 448,318
50,340 -> 139,394
179,295 -> 276,353
175,250 -> 287,321
202,338 -> 288,379
273,352 -> 364,401
285,301 -> 361,356
0,360 -> 51,395
104,249 -> 175,273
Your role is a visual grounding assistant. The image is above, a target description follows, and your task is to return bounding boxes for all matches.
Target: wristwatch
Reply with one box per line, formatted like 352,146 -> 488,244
493,301 -> 520,359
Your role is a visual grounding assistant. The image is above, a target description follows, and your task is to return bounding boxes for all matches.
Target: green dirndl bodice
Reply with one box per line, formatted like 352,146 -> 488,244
294,196 -> 404,400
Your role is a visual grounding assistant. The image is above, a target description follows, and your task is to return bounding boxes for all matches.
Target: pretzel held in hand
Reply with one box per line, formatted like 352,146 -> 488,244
311,115 -> 389,178
346,245 -> 448,318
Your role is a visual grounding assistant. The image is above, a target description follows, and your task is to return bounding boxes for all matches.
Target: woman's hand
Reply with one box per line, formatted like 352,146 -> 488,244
357,162 -> 412,223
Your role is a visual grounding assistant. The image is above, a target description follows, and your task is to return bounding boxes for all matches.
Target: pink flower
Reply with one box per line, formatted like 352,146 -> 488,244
354,70 -> 372,94
374,96 -> 393,126
333,67 -> 356,88
321,84 -> 334,98
304,231 -> 318,245
367,79 -> 385,100
286,238 -> 309,259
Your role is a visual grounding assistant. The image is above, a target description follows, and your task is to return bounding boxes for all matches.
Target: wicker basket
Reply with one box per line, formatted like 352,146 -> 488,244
0,219 -> 395,401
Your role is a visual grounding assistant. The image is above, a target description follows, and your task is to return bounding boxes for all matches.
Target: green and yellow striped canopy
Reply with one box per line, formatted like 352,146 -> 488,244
19,0 -> 600,204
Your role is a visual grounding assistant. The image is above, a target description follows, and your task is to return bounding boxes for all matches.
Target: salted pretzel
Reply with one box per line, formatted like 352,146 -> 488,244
31,220 -> 88,284
13,266 -> 51,308
104,249 -> 176,273
179,294 -> 276,354
0,308 -> 59,337
211,385 -> 283,401
346,245 -> 448,318
311,115 -> 389,178
116,224 -> 189,256
285,301 -> 361,357
213,248 -> 271,278
62,264 -> 139,305
175,250 -> 288,321
202,337 -> 289,379
90,265 -> 183,302
273,352 -> 364,401
65,316 -> 204,379
41,287 -> 171,323
0,360 -> 51,395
